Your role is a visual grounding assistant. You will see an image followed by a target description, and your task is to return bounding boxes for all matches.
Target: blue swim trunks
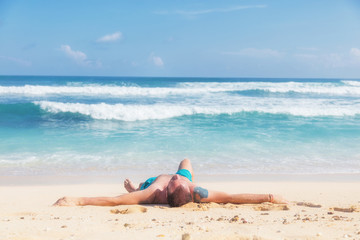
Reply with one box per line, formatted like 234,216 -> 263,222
140,169 -> 192,190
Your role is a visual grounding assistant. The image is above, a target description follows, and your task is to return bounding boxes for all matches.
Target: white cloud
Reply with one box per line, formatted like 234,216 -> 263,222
324,53 -> 346,68
150,53 -> 164,67
60,44 -> 101,68
155,5 -> 266,16
61,45 -> 87,63
222,48 -> 283,58
350,48 -> 360,57
294,53 -> 318,60
294,52 -> 346,68
153,56 -> 164,67
297,47 -> 319,51
349,48 -> 360,66
97,32 -> 122,43
295,50 -> 360,68
0,55 -> 32,67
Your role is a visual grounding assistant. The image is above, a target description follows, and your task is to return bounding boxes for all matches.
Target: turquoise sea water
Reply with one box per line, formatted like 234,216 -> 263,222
0,76 -> 360,176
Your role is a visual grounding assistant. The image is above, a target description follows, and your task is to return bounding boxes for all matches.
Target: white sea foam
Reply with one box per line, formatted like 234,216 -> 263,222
0,85 -> 219,96
179,81 -> 360,95
1,80 -> 360,97
341,80 -> 360,86
35,97 -> 360,121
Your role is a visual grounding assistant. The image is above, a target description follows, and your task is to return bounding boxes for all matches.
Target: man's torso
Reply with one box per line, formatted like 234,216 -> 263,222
147,174 -> 190,204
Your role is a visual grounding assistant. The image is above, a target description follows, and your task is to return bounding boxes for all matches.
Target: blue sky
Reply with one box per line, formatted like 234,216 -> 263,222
1,0 -> 360,78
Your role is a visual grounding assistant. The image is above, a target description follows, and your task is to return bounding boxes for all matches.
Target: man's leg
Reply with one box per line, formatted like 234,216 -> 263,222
124,158 -> 193,193
177,158 -> 194,180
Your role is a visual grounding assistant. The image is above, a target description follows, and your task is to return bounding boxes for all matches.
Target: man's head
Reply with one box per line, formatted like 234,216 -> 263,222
167,174 -> 192,207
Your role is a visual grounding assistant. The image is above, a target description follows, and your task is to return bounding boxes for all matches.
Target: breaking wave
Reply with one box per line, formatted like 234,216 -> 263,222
33,98 -> 360,121
1,80 -> 360,97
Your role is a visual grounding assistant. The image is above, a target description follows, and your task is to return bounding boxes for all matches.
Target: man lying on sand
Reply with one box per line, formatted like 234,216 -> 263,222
54,159 -> 287,207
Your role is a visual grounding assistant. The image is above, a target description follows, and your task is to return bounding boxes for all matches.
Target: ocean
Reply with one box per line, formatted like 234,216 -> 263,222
0,76 -> 360,177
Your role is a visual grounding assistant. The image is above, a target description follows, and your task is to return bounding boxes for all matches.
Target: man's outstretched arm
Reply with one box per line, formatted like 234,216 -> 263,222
53,187 -> 156,206
192,186 -> 287,204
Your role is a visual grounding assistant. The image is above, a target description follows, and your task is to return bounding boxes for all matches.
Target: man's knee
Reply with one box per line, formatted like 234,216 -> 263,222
178,158 -> 194,176
182,158 -> 190,164
179,158 -> 191,168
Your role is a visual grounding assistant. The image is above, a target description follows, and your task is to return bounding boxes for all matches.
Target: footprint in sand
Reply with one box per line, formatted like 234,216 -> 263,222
296,202 -> 322,208
179,202 -> 220,211
179,202 -> 209,211
330,206 -> 360,213
253,203 -> 290,211
110,206 -> 147,214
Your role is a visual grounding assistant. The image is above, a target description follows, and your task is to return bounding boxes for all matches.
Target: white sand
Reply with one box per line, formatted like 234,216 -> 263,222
0,178 -> 360,240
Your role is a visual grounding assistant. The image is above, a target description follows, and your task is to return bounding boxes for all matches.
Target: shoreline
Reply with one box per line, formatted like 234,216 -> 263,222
1,173 -> 360,186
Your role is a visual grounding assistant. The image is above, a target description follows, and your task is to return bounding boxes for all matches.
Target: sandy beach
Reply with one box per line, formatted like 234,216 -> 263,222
2,0 -> 360,239
1,176 -> 360,240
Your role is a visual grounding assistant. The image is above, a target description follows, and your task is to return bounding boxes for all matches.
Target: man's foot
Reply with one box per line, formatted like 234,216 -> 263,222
124,178 -> 137,193
53,196 -> 81,206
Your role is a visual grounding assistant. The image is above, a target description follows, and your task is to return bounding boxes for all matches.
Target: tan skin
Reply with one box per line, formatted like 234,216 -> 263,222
53,159 -> 287,206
